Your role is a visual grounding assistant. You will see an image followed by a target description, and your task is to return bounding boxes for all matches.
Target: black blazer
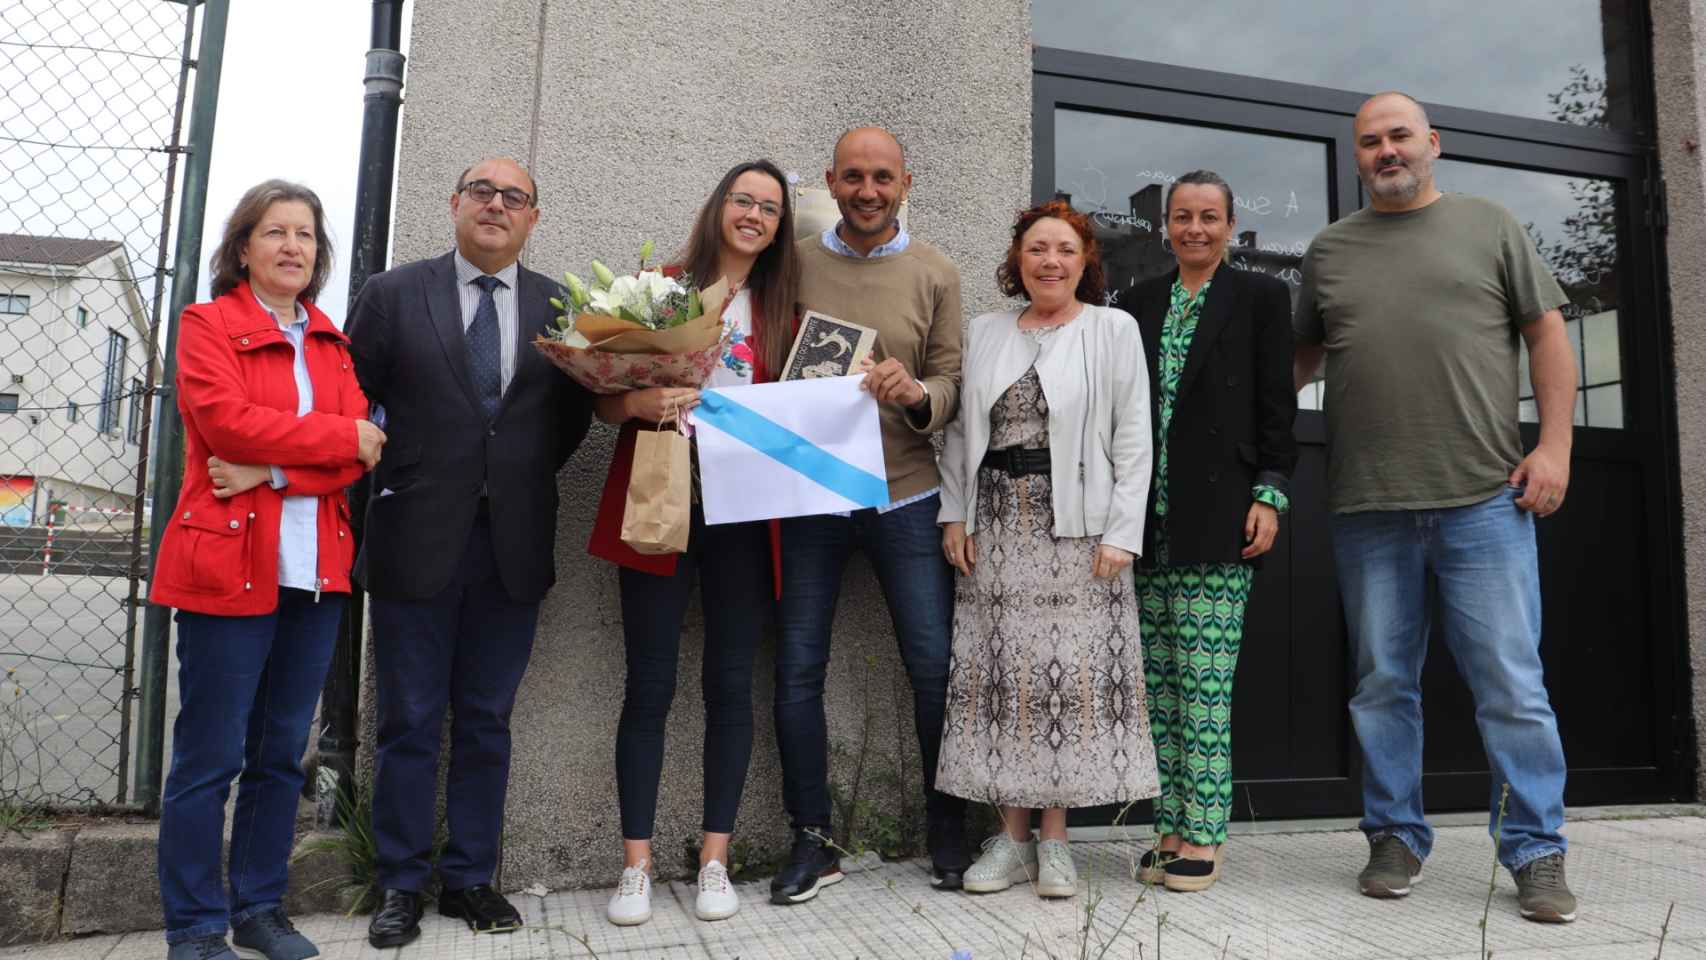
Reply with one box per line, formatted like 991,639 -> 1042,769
1135,263 -> 1297,567
345,252 -> 593,602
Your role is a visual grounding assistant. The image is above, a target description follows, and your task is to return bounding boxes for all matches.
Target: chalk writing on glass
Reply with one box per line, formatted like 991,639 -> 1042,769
1092,211 -> 1153,233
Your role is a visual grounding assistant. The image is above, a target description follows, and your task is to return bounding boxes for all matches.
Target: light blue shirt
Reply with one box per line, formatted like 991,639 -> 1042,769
821,221 -> 937,516
822,221 -> 911,259
258,294 -> 320,592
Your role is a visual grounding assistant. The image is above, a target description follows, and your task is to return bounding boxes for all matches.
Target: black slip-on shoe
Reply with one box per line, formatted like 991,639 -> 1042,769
438,883 -> 524,934
366,889 -> 423,949
1136,848 -> 1180,885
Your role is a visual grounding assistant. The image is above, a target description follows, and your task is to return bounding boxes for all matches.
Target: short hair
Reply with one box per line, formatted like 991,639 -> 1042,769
1165,169 -> 1236,221
455,157 -> 539,207
830,126 -> 907,171
1362,90 -> 1432,130
996,199 -> 1107,306
208,179 -> 334,303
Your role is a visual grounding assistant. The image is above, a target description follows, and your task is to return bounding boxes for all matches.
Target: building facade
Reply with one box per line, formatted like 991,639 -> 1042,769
385,0 -> 1706,889
0,234 -> 154,528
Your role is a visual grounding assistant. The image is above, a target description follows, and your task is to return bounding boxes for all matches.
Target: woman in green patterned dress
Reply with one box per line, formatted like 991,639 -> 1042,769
1131,170 -> 1298,892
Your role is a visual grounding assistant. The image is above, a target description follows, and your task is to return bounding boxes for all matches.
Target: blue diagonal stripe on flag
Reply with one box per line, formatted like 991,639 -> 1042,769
695,390 -> 889,509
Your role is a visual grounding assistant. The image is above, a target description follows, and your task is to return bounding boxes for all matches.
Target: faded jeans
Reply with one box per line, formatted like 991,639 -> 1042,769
1331,484 -> 1567,871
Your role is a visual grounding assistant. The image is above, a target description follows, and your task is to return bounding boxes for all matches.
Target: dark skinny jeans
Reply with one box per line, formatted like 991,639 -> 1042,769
615,506 -> 772,839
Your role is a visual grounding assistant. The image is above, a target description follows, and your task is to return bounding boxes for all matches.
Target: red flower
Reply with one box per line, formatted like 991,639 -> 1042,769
731,342 -> 754,363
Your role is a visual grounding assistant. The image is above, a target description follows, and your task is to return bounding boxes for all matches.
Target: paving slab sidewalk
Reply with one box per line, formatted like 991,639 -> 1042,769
8,812 -> 1703,960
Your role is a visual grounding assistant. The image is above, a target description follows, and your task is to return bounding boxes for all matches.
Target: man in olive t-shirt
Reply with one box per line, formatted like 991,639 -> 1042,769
1294,92 -> 1579,923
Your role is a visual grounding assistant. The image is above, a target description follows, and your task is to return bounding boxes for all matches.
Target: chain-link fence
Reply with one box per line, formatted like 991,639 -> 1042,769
0,0 -> 198,807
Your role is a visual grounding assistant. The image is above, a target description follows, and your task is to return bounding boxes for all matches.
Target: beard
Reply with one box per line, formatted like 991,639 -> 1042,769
1366,155 -> 1430,203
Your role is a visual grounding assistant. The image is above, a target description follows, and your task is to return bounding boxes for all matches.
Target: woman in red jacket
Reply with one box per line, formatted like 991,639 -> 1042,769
149,180 -> 382,960
590,160 -> 797,927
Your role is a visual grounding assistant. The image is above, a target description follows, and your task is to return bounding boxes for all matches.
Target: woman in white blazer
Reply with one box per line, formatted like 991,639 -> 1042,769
934,199 -> 1157,899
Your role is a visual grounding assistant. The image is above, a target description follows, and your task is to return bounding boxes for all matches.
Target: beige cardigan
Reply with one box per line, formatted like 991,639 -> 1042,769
936,304 -> 1153,555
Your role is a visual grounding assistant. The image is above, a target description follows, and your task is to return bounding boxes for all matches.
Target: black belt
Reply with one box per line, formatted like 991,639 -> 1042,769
981,447 -> 1051,476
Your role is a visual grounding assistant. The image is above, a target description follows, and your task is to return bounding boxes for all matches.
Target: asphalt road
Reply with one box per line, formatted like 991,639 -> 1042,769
0,572 -> 177,806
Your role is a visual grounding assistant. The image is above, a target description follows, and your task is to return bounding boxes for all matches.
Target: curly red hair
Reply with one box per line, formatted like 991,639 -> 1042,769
996,199 -> 1106,305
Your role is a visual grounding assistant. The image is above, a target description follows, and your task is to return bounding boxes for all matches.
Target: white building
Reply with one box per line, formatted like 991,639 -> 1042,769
0,234 -> 155,527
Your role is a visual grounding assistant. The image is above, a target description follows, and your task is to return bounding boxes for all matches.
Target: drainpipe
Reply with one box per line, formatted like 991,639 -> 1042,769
314,0 -> 406,827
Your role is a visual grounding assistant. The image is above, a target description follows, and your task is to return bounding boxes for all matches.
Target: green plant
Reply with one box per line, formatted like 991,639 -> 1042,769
0,802 -> 51,837
1481,783 -> 1511,959
293,777 -> 381,914
0,666 -> 45,804
823,651 -> 928,861
1655,901 -> 1675,959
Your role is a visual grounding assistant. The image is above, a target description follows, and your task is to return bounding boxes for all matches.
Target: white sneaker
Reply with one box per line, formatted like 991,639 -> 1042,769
962,834 -> 1037,893
694,859 -> 740,921
607,862 -> 652,926
1035,839 -> 1078,898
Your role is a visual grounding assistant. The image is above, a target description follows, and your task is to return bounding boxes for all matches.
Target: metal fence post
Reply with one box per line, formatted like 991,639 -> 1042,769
133,0 -> 230,815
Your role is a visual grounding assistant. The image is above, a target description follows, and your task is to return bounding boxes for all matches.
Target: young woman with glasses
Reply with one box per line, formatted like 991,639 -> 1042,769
585,159 -> 800,926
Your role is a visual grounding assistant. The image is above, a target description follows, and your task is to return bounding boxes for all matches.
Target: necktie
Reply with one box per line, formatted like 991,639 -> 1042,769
467,275 -> 503,420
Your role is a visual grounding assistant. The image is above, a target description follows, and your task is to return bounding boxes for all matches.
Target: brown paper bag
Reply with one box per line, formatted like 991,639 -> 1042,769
621,420 -> 691,555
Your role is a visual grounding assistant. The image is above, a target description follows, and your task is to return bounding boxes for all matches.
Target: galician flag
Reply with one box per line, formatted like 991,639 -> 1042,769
693,375 -> 889,525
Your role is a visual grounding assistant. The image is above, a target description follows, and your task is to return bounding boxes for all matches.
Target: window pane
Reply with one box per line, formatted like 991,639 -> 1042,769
1583,309 -> 1620,386
1586,383 -> 1624,429
1433,158 -> 1624,430
1034,0 -> 1638,129
0,393 -> 17,413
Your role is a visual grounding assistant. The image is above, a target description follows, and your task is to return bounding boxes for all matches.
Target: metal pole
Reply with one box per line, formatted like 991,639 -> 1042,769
315,0 -> 406,828
133,0 -> 231,815
118,0 -> 200,809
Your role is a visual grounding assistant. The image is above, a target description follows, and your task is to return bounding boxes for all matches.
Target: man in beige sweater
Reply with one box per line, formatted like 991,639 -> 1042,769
769,127 -> 969,905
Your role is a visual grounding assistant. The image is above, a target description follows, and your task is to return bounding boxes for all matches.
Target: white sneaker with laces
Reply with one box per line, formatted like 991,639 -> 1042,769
607,861 -> 652,926
1035,839 -> 1078,898
963,834 -> 1037,893
695,859 -> 740,921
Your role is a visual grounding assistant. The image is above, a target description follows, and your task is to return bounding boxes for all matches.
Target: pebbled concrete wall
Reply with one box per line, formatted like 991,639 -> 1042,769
1652,0 -> 1706,800
381,0 -> 1032,889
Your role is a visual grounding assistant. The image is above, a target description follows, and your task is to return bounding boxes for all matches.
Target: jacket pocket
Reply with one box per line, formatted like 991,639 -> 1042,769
177,509 -> 247,592
334,496 -> 355,574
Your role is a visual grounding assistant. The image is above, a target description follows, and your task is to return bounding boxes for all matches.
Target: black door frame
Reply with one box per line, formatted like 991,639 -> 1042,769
1033,43 -> 1694,821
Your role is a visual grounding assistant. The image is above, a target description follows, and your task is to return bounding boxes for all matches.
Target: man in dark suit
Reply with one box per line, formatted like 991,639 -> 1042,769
346,156 -> 592,948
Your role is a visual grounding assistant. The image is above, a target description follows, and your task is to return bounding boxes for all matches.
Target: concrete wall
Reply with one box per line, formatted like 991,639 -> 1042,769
1652,0 -> 1706,799
383,0 -> 1032,889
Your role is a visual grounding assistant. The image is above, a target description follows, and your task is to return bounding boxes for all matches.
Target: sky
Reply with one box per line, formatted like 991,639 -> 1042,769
0,0 -> 400,332
196,1 -> 410,328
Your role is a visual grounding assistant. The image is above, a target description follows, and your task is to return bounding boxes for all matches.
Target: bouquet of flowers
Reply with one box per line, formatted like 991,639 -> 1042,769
534,240 -> 730,394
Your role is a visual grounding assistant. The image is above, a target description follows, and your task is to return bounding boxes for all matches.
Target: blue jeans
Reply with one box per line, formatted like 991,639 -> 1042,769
775,495 -> 966,834
158,589 -> 344,943
1332,485 -> 1567,871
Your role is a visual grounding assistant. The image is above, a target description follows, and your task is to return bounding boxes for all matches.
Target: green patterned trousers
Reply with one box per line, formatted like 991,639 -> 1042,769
1136,550 -> 1254,846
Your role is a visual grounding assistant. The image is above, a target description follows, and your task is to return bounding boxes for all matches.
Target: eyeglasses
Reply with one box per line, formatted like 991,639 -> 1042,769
726,192 -> 783,220
461,179 -> 534,210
